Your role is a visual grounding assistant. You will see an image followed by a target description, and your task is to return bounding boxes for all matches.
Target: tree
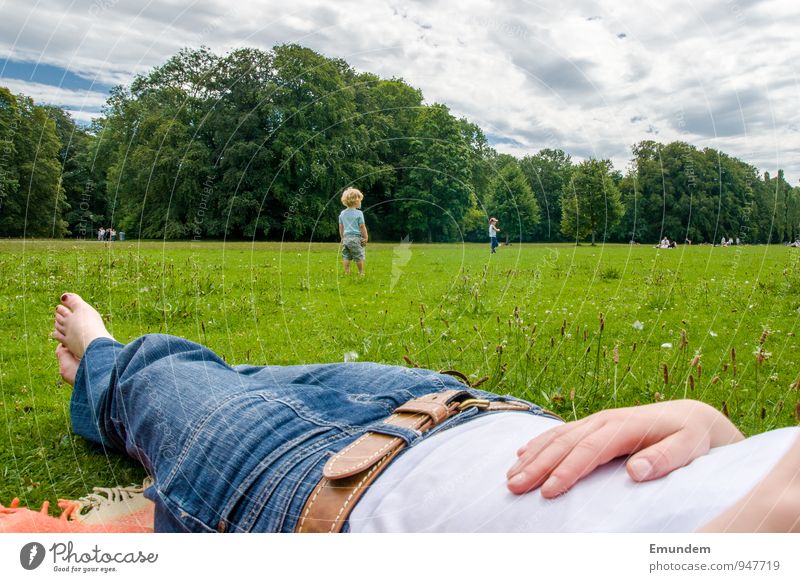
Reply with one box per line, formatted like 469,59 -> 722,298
0,89 -> 66,237
0,88 -> 20,222
41,106 -> 98,237
487,155 -> 540,243
561,158 -> 623,245
519,149 -> 572,241
397,104 -> 473,242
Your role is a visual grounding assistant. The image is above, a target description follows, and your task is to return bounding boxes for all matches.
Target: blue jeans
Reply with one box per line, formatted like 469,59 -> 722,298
490,236 -> 498,252
71,334 -> 556,532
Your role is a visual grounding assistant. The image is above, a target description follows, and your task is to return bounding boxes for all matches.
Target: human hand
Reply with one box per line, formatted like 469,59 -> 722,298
506,399 -> 743,498
361,238 -> 368,246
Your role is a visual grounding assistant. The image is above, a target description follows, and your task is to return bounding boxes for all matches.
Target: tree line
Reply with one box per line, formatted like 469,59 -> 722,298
1,44 -> 799,244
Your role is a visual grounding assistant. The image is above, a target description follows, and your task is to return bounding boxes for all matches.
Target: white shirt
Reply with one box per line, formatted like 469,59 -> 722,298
489,224 -> 497,237
349,412 -> 798,532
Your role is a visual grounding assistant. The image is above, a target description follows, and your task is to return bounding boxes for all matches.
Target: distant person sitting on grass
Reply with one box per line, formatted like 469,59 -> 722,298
339,187 -> 368,276
489,217 -> 500,253
2,293 -> 800,533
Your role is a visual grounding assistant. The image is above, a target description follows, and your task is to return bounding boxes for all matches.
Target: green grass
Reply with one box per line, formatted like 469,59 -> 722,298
1,239 -> 799,510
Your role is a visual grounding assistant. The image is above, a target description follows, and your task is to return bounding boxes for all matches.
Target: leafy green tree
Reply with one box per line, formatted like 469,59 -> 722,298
561,158 -> 623,245
41,106 -> 99,236
0,87 -> 20,222
519,149 -> 572,241
487,155 -> 540,243
460,193 -> 487,242
351,76 -> 423,241
0,90 -> 66,237
397,104 -> 473,242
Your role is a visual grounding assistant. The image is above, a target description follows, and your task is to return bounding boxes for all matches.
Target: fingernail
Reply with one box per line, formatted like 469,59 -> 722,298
628,458 -> 652,480
508,472 -> 527,486
542,475 -> 561,493
507,461 -> 523,477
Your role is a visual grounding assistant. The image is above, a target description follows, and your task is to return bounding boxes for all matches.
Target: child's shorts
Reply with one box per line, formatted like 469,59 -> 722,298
342,236 -> 365,261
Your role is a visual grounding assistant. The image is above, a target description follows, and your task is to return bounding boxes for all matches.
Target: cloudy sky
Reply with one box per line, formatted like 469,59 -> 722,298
1,0 -> 798,180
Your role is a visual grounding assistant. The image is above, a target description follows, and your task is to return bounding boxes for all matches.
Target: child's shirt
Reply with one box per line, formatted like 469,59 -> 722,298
489,224 -> 497,237
340,208 -> 365,237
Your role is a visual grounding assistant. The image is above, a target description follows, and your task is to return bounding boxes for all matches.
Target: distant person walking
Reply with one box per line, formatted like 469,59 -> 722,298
97,227 -> 105,241
489,217 -> 500,254
339,187 -> 368,276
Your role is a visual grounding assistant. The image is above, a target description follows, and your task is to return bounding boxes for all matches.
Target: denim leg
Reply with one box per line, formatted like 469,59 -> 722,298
70,337 -> 127,452
76,332 -> 257,460
70,334 -> 255,531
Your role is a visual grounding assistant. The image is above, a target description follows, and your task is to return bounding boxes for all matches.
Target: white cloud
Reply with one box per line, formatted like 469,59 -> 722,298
63,109 -> 102,123
0,0 -> 798,179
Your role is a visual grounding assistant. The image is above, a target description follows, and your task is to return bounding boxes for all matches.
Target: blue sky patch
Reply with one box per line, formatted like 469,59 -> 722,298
0,59 -> 113,94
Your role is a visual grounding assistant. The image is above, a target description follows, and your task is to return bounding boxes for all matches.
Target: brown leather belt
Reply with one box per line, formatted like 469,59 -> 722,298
295,389 -> 530,533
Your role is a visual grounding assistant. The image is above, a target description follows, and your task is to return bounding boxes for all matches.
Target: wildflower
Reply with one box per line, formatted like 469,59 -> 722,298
344,351 -> 359,363
661,343 -> 673,349
753,347 -> 772,365
662,363 -> 669,384
690,352 -> 701,368
612,343 -> 620,364
759,328 -> 769,344
632,320 -> 644,331
709,330 -> 718,337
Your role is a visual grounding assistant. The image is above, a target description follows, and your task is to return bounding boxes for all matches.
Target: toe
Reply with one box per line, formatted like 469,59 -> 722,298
51,330 -> 67,343
60,293 -> 84,310
55,304 -> 71,316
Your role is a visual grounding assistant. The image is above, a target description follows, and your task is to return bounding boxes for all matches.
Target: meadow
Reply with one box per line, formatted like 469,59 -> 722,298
1,239 -> 799,510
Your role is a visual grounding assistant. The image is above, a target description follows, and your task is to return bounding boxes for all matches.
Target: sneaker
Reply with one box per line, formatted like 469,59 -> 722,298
1,477 -> 155,533
63,477 -> 155,529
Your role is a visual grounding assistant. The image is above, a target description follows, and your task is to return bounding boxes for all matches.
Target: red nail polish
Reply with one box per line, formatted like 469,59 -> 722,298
61,293 -> 68,301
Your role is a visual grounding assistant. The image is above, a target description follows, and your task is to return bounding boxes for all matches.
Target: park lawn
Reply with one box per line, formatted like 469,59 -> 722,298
1,239 -> 799,510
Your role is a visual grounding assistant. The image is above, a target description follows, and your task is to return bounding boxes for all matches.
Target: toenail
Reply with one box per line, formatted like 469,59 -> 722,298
61,294 -> 68,301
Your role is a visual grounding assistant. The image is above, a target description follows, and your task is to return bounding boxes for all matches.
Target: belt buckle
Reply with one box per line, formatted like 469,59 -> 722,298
457,398 -> 491,411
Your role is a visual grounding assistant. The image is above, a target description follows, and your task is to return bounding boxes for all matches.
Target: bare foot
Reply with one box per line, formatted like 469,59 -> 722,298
51,293 -> 114,358
55,344 -> 80,386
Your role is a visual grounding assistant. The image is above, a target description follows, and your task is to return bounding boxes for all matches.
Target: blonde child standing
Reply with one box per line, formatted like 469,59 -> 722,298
339,187 -> 368,275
